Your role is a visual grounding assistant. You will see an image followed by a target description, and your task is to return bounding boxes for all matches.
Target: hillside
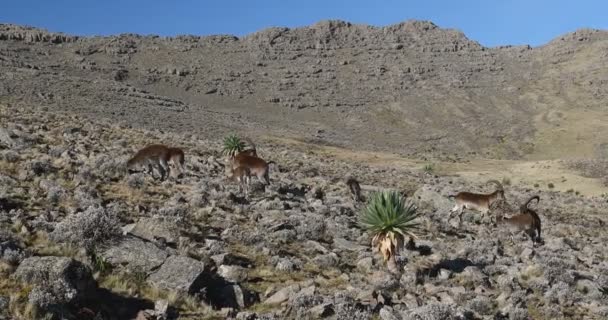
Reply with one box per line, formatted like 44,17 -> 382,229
1,20 -> 608,320
2,21 -> 608,160
1,104 -> 607,320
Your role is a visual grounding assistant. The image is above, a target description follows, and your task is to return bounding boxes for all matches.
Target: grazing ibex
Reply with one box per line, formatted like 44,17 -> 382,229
127,144 -> 184,180
498,195 -> 542,245
225,166 -> 252,197
449,180 -> 505,221
228,154 -> 275,185
345,177 -> 364,202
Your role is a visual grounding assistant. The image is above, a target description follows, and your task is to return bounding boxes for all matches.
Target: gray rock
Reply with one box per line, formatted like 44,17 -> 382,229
454,266 -> 489,288
576,279 -> 604,299
412,185 -> 453,212
357,257 -> 374,273
401,303 -> 460,320
437,268 -> 452,280
130,216 -> 181,244
312,252 -> 339,268
379,306 -> 401,320
265,283 -> 300,305
14,256 -> 96,308
218,265 -> 248,283
101,236 -> 168,272
148,255 -> 207,294
295,214 -> 326,241
370,271 -> 399,290
308,303 -> 334,318
508,308 -> 530,320
0,128 -> 16,149
466,296 -> 495,315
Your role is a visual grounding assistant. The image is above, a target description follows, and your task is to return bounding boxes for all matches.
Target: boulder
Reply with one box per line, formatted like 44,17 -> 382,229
218,264 -> 248,283
148,255 -> 207,294
265,283 -> 301,305
14,256 -> 96,308
130,216 -> 180,244
101,236 -> 168,272
401,303 -> 460,320
412,185 -> 453,213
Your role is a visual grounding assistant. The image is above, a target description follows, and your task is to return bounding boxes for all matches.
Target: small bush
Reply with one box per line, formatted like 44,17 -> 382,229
422,163 -> 434,174
222,134 -> 245,158
501,177 -> 511,186
90,251 -> 112,275
548,183 -> 555,189
50,206 -> 121,252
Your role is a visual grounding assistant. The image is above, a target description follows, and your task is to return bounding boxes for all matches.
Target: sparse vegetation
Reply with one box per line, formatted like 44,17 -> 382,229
1,62 -> 608,319
359,191 -> 420,269
222,134 -> 246,158
548,183 -> 555,189
423,163 -> 435,174
49,206 -> 122,253
90,251 -> 112,275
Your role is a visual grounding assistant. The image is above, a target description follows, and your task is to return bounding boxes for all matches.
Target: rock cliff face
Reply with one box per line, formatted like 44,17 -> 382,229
2,20 -> 608,159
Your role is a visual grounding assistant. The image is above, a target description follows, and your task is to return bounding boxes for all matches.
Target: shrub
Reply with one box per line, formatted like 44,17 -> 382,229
222,134 -> 245,158
422,163 -> 434,174
50,206 -> 121,252
359,191 -> 420,267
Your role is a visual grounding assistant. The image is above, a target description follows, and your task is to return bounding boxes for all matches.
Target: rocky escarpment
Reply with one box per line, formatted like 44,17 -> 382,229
0,24 -> 78,43
1,104 -> 607,319
1,21 -> 608,159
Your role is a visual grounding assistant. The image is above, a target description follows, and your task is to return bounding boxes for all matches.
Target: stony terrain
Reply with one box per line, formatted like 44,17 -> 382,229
1,20 -> 608,320
1,21 -> 608,160
1,104 -> 607,320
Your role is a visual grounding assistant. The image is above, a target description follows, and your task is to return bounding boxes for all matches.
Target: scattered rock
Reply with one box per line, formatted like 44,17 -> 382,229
148,255 -> 207,294
130,216 -> 181,245
14,256 -> 96,308
101,236 -> 168,272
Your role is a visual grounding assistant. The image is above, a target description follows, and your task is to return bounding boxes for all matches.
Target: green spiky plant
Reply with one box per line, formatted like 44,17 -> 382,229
422,163 -> 435,174
222,134 -> 246,158
359,191 -> 421,268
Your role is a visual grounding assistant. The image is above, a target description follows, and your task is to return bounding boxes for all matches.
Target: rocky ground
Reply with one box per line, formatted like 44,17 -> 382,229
1,104 -> 607,319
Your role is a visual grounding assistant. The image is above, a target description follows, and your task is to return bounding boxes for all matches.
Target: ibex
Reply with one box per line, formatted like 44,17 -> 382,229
498,195 -> 542,245
238,137 -> 258,157
225,165 -> 252,197
345,177 -> 364,202
127,144 -> 184,180
449,180 -> 505,221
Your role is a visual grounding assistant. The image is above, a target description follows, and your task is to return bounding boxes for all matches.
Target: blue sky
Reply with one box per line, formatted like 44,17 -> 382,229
1,0 -> 607,47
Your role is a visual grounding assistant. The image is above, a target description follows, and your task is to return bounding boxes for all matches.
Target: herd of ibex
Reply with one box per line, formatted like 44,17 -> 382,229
126,138 -> 276,196
126,138 -> 542,246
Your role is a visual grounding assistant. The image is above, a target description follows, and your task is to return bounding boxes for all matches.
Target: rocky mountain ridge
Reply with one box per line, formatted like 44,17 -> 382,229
2,21 -> 608,159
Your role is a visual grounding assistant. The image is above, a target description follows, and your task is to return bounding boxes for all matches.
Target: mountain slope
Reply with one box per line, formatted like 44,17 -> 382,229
1,21 -> 608,160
